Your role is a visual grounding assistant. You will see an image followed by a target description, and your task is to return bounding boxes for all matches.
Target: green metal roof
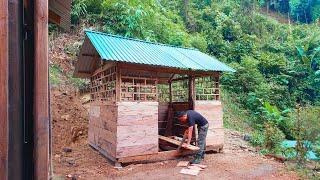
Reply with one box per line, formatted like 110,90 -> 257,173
83,30 -> 235,72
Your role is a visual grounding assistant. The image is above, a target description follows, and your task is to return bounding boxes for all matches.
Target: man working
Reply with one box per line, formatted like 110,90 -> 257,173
177,110 -> 209,164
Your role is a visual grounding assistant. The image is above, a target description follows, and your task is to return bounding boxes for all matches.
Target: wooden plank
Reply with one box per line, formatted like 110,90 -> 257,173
179,168 -> 200,176
88,125 -> 117,157
34,1 -> 49,178
0,0 -> 8,178
116,143 -> 158,158
206,128 -> 224,146
177,161 -> 189,167
118,149 -> 196,163
117,129 -> 158,147
194,101 -> 223,129
118,63 -> 221,77
159,135 -> 199,151
89,142 -> 116,162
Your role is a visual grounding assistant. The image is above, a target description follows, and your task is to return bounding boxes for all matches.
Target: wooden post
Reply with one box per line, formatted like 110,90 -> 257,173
188,75 -> 195,110
34,0 -> 49,179
0,0 -> 8,178
165,79 -> 173,136
116,64 -> 121,102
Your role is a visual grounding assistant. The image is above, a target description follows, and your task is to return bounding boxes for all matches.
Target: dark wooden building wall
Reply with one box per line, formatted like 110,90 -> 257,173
158,102 -> 169,135
49,0 -> 71,31
0,0 -> 9,178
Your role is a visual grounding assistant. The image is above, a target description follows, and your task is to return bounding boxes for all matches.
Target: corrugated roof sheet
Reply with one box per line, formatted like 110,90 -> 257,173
83,30 -> 235,72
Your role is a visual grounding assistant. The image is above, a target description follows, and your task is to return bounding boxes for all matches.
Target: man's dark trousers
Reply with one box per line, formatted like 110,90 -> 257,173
196,123 -> 209,158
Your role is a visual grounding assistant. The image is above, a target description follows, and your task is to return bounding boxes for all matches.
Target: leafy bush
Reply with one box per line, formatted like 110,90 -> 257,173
290,106 -> 320,165
264,121 -> 285,154
71,0 -> 88,24
250,130 -> 265,147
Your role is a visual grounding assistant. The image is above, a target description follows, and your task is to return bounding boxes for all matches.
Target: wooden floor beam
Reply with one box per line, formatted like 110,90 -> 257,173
118,149 -> 196,164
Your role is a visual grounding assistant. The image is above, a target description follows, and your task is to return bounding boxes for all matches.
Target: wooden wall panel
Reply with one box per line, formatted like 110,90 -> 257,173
116,102 -> 158,158
88,105 -> 117,158
158,102 -> 169,135
0,0 -> 8,178
34,0 -> 50,178
206,128 -> 224,146
116,144 -> 158,158
194,101 -> 223,129
195,101 -> 224,147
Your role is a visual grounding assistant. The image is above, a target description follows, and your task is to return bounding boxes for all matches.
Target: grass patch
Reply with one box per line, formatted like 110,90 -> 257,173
221,90 -> 252,133
49,64 -> 62,86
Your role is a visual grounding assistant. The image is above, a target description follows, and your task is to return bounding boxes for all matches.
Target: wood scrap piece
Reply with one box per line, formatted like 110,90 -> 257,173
176,161 -> 189,167
158,135 -> 200,151
190,164 -> 207,169
179,168 -> 200,176
188,165 -> 204,171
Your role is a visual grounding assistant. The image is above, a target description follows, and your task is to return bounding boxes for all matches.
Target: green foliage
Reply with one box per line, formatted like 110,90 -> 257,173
49,64 -> 62,86
290,106 -> 320,166
67,75 -> 87,89
311,4 -> 320,21
250,130 -> 265,147
71,0 -> 88,24
264,121 -> 286,153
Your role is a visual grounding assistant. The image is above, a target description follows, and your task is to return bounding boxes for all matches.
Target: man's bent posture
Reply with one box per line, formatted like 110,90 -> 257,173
177,110 -> 209,164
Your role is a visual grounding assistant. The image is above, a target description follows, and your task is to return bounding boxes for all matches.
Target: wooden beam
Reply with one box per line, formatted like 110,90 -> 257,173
0,0 -> 8,178
34,0 -> 49,179
188,75 -> 195,110
118,149 -> 196,164
118,62 -> 221,77
159,135 -> 199,151
116,64 -> 121,102
81,53 -> 99,57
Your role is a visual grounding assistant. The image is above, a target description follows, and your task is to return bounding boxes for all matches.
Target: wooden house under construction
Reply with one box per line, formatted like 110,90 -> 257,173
74,30 -> 235,164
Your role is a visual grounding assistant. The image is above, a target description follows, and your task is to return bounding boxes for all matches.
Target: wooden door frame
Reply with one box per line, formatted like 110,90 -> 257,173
0,0 -> 50,179
0,0 -> 9,178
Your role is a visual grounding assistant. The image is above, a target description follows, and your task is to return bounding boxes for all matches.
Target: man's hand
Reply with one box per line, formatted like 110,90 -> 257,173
181,143 -> 189,148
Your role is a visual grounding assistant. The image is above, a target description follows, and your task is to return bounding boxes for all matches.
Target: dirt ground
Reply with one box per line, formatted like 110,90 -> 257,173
51,90 -> 298,180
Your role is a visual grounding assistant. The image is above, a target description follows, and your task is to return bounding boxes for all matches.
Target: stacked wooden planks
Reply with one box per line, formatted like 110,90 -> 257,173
116,102 -> 159,158
89,102 -> 159,160
194,101 -> 224,149
88,104 -> 118,160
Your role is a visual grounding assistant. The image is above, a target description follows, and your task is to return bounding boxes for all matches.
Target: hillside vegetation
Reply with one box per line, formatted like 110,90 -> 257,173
58,0 -> 320,172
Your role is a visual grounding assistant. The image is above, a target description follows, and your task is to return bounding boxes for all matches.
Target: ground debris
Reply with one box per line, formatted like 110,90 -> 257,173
176,161 -> 189,167
63,147 -> 72,153
179,168 -> 200,176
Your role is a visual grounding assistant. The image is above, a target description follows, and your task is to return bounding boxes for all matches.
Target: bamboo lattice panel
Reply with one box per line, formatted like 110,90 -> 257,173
90,66 -> 116,102
172,80 -> 189,102
195,77 -> 220,100
120,76 -> 158,101
158,84 -> 170,102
